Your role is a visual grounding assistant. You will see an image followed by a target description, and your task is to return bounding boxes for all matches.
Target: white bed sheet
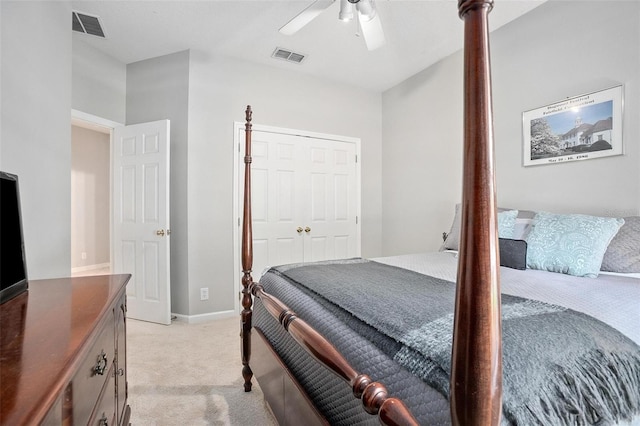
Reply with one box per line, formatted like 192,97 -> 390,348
374,251 -> 640,345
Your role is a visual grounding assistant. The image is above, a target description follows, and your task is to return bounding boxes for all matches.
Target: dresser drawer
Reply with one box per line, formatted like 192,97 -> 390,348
72,315 -> 115,425
88,364 -> 116,426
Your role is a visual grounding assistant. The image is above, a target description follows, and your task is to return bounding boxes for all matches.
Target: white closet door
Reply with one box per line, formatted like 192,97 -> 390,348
250,131 -> 305,276
305,139 -> 358,263
249,130 -> 358,276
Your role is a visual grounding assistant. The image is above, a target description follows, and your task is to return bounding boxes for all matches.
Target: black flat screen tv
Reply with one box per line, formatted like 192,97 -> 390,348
1,171 -> 29,304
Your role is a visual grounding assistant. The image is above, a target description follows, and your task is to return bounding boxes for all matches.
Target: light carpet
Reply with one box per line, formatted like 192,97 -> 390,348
126,316 -> 277,426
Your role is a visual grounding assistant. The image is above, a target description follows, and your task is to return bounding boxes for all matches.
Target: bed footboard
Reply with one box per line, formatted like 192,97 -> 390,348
251,281 -> 419,426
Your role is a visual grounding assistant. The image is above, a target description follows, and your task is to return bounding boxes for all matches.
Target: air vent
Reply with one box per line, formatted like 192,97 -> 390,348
72,11 -> 106,38
272,48 -> 306,64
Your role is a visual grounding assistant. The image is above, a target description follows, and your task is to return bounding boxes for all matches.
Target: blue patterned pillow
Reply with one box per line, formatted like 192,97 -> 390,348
498,210 -> 518,239
526,212 -> 625,278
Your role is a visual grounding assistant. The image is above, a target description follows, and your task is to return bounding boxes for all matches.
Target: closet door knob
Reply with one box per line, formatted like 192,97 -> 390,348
156,229 -> 165,237
305,227 -> 311,233
296,227 -> 303,234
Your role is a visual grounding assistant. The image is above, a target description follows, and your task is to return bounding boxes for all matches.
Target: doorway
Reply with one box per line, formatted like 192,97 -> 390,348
70,110 -> 173,325
71,111 -> 120,277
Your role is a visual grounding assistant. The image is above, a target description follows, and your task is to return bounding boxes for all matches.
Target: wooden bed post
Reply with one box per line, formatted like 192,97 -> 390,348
239,105 -> 419,425
241,105 -> 254,392
451,0 -> 503,425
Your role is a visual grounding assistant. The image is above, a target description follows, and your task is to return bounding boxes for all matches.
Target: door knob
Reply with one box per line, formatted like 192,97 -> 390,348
296,227 -> 303,234
156,229 -> 165,237
305,227 -> 311,233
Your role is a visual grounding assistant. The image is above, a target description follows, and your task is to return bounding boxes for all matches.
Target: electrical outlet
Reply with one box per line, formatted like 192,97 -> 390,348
200,288 -> 209,301
81,252 -> 87,260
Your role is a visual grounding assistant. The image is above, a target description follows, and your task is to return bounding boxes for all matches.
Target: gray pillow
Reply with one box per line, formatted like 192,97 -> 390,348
600,216 -> 640,273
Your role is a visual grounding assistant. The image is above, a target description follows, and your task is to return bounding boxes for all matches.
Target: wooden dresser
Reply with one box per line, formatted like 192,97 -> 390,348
0,274 -> 131,425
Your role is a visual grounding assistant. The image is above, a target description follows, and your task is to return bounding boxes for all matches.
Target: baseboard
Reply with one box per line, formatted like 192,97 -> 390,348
71,263 -> 111,274
171,309 -> 236,324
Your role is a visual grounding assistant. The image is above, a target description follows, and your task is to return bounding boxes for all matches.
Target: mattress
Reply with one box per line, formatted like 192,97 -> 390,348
376,251 -> 640,345
253,252 -> 640,425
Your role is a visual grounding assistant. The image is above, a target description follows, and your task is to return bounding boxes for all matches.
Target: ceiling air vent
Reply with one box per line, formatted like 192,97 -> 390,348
72,11 -> 106,38
272,48 -> 306,64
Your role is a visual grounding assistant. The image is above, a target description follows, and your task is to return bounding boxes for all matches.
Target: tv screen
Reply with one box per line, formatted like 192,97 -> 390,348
1,171 -> 28,303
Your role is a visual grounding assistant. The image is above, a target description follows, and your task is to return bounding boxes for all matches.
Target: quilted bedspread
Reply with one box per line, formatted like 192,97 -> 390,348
271,258 -> 640,425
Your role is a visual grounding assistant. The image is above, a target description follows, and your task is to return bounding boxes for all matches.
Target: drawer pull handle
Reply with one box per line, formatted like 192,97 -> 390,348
98,412 -> 108,426
94,350 -> 108,376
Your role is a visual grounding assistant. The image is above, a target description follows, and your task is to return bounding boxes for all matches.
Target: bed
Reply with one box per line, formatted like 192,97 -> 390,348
239,1 -> 640,425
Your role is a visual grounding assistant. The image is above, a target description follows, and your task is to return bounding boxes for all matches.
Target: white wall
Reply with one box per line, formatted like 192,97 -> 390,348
126,50 -> 191,315
72,37 -> 127,124
187,52 -> 382,316
1,1 -> 72,279
381,0 -> 640,255
71,126 -> 110,270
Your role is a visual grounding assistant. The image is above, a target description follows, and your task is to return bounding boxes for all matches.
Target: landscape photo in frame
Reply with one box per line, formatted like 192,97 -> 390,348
522,85 -> 623,166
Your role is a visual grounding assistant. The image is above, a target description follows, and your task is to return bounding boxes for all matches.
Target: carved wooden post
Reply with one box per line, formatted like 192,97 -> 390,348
241,105 -> 254,392
252,283 -> 419,425
451,1 -> 503,424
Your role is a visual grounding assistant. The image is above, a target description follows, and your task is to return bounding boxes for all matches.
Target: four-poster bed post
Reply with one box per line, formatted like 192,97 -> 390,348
240,0 -> 501,423
451,0 -> 502,424
241,106 -> 254,393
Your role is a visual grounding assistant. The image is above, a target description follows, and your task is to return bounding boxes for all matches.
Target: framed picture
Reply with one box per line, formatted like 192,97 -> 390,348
522,85 -> 623,166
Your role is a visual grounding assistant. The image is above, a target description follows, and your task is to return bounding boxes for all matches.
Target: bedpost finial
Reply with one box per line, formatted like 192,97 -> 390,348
245,105 -> 252,123
458,0 -> 493,18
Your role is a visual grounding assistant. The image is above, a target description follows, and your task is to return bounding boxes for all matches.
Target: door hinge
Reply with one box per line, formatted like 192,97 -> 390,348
356,216 -> 358,224
355,154 -> 358,163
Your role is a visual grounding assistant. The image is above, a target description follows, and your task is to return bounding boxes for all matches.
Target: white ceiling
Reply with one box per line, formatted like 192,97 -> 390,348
71,0 -> 546,92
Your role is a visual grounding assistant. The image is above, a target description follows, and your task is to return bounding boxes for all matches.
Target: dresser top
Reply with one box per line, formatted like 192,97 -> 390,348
0,274 -> 131,425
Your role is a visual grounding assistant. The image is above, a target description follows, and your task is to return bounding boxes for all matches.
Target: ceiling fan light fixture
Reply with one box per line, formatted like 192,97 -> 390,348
279,0 -> 335,36
339,0 -> 355,22
356,0 -> 376,22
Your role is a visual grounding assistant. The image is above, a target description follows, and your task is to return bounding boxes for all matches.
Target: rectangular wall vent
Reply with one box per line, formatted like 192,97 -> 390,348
272,48 -> 306,64
72,11 -> 106,38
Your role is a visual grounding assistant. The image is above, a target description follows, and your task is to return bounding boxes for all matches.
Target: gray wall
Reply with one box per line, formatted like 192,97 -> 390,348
381,1 -> 640,255
1,1 -> 72,279
491,1 -> 640,217
126,50 -> 191,315
124,51 -> 381,317
186,52 -> 382,316
71,126 -> 111,270
72,37 -> 127,124
9,0 -> 634,318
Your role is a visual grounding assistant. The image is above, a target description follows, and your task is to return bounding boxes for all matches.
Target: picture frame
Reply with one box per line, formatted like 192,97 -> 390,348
522,85 -> 623,167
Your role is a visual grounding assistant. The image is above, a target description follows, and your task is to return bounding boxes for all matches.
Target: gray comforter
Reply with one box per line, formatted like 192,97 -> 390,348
271,258 -> 640,425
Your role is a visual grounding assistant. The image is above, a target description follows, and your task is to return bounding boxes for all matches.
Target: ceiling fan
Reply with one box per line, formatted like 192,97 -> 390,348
279,0 -> 386,51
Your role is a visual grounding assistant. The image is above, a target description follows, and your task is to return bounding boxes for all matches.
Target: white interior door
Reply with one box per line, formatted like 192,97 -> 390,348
250,132 -> 305,276
113,120 -> 171,325
249,129 -> 359,276
305,139 -> 358,262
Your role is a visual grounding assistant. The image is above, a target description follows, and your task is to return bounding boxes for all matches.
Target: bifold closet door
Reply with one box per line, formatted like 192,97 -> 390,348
304,138 -> 357,263
250,130 -> 358,276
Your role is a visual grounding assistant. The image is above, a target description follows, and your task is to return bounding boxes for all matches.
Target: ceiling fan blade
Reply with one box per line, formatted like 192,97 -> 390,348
279,0 -> 335,36
359,12 -> 386,51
